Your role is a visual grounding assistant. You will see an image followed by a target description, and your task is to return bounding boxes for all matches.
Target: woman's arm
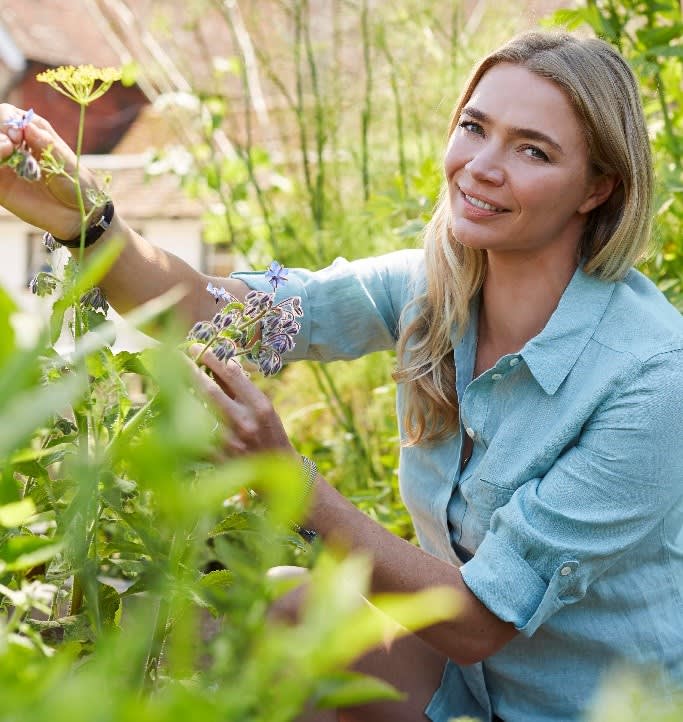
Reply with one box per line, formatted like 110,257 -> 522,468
0,104 -> 247,324
193,350 -> 518,666
84,214 -> 248,325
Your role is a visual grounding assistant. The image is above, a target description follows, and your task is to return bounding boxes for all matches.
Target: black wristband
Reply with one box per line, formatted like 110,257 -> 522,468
45,200 -> 114,249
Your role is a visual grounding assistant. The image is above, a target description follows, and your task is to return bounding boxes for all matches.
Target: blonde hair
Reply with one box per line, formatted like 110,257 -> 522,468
394,31 -> 653,445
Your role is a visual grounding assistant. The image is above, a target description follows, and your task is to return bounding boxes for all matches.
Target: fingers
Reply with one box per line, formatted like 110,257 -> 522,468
199,347 -> 267,408
187,353 -> 241,418
191,348 -> 294,456
0,133 -> 13,161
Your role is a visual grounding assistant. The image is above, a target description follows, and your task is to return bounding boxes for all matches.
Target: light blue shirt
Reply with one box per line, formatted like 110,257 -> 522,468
233,250 -> 683,722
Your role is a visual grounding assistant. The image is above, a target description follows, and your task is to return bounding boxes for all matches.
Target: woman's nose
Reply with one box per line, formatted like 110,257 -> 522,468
464,148 -> 505,186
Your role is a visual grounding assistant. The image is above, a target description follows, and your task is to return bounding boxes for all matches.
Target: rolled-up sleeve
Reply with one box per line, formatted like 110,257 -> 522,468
460,349 -> 683,637
231,250 -> 423,362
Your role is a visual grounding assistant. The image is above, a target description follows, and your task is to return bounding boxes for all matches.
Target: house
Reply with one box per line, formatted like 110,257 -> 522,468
0,0 -> 235,324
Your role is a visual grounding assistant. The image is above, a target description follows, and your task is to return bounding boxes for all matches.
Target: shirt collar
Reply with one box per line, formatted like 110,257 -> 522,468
520,264 -> 615,395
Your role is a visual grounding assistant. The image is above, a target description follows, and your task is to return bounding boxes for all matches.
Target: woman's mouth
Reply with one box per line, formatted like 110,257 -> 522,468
462,192 -> 506,213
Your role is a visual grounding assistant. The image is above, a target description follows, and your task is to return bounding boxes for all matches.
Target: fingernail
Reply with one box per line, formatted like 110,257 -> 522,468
7,127 -> 21,143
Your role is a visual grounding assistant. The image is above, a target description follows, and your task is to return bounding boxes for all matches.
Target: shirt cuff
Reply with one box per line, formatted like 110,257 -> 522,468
460,530 -> 580,637
230,270 -> 312,360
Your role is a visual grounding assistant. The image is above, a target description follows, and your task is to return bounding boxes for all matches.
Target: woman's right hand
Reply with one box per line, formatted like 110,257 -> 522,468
0,104 -> 101,239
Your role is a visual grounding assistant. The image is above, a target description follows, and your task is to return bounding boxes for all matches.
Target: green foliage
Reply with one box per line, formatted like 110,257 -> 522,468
0,254 -> 461,719
546,0 -> 683,308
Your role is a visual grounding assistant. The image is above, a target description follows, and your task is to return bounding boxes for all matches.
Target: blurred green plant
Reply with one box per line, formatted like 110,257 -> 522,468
546,0 -> 683,309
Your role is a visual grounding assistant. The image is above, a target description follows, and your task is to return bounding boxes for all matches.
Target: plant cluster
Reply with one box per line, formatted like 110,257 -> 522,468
0,60 -> 458,722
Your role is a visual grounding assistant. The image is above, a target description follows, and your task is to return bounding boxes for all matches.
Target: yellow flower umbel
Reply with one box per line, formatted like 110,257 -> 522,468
36,65 -> 122,107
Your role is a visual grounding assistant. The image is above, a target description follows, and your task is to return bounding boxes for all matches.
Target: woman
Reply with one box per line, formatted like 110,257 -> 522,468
1,31 -> 682,722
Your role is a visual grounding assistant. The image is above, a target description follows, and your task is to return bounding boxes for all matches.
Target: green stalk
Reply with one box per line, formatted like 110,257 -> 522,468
380,37 -> 408,200
222,7 -> 279,259
303,0 -> 326,231
655,68 -> 681,163
69,100 -> 97,619
309,362 -> 379,480
360,0 -> 372,202
142,532 -> 183,691
293,0 -> 316,227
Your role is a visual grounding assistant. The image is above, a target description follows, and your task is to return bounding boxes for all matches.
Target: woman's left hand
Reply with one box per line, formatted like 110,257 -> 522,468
191,347 -> 297,459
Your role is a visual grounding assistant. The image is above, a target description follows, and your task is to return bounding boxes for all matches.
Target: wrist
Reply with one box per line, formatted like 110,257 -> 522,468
45,200 -> 114,249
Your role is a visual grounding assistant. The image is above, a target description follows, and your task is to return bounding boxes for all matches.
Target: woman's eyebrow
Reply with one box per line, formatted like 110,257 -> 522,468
461,105 -> 565,155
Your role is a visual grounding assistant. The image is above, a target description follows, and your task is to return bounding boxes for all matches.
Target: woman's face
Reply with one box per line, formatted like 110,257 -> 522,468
445,63 -> 609,263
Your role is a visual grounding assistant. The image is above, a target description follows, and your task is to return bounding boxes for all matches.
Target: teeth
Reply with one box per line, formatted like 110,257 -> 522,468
465,193 -> 503,212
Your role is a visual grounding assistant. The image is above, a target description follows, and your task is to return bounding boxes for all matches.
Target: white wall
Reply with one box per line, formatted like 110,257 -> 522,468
0,215 -> 204,351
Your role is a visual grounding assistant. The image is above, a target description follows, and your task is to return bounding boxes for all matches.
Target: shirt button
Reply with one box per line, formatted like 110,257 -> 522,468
560,565 -> 573,576
509,357 -> 520,367
491,373 -> 503,381
465,426 -> 475,439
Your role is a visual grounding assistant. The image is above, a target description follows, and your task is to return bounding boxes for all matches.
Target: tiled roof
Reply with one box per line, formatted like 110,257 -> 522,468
1,0 -> 121,67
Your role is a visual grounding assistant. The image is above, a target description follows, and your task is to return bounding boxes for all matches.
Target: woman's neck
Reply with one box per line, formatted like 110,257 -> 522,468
478,250 -> 578,356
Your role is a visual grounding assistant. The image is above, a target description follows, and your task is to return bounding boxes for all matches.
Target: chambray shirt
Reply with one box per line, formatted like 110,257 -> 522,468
233,250 -> 683,722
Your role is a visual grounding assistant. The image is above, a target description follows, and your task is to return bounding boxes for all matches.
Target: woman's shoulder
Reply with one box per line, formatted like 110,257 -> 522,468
594,268 -> 683,364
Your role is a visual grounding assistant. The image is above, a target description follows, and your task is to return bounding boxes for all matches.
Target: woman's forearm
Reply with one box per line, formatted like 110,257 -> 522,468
306,475 -> 517,665
84,214 -> 249,326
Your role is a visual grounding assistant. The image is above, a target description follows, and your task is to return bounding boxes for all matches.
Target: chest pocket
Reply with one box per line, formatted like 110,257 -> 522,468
460,475 -> 517,546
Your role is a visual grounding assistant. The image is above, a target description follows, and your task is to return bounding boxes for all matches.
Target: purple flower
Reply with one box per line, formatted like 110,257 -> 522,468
206,282 -> 233,305
14,148 -> 41,181
256,348 -> 282,377
42,231 -> 59,252
279,296 -> 303,317
188,321 -> 216,342
3,108 -> 34,130
81,287 -> 109,314
212,311 -> 237,330
212,338 -> 236,362
28,272 -> 57,297
265,261 -> 289,291
243,289 -> 273,317
265,333 -> 295,354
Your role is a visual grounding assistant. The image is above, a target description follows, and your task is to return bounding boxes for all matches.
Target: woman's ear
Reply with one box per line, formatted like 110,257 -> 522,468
578,174 -> 620,214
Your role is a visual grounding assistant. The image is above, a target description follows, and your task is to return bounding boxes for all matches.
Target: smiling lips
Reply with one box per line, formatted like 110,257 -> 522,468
462,191 -> 507,213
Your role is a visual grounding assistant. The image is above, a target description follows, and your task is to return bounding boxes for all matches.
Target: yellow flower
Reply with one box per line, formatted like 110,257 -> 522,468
36,65 -> 122,106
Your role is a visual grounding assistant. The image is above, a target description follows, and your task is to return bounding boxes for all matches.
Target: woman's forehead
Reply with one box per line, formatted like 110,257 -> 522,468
465,63 -> 585,146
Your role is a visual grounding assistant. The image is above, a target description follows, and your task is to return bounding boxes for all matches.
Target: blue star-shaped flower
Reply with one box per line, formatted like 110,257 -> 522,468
265,261 -> 289,291
206,282 -> 232,304
4,108 -> 34,130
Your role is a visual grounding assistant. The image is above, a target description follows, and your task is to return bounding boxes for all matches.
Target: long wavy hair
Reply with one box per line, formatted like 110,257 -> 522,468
394,31 -> 653,446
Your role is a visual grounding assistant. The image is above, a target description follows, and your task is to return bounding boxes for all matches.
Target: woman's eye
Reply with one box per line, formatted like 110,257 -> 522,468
522,145 -> 549,162
459,120 -> 484,136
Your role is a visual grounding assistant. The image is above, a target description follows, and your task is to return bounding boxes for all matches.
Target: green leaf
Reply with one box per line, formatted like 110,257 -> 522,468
0,499 -> 36,528
0,536 -> 62,573
314,671 -> 403,708
67,235 -> 125,302
97,582 -> 121,627
0,286 -> 17,368
0,369 -> 87,461
635,25 -> 683,49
